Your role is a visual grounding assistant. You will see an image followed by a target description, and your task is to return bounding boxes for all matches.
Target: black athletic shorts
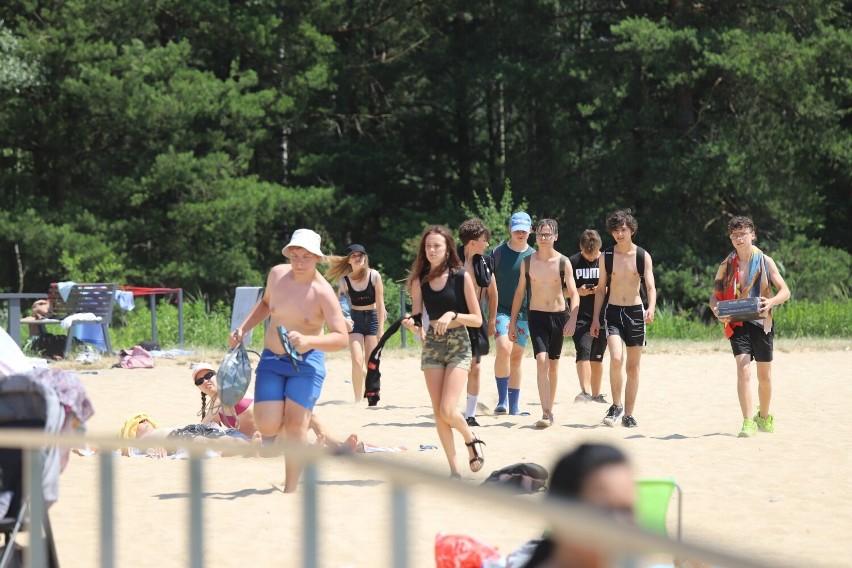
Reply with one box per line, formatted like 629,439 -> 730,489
529,310 -> 568,359
604,304 -> 646,347
729,322 -> 774,362
572,322 -> 607,362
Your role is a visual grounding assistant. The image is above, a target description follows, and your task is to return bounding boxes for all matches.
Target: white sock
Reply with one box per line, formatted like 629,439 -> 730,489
465,394 -> 478,418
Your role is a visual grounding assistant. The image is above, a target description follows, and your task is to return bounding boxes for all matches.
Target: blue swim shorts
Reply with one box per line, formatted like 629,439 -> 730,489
495,312 -> 530,348
254,348 -> 326,411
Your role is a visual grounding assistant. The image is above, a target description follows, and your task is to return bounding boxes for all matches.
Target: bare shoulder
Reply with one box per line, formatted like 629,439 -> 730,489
312,274 -> 337,297
764,255 -> 783,272
269,263 -> 291,277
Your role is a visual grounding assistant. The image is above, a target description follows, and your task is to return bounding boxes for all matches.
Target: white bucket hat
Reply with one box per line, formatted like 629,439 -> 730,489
281,228 -> 325,258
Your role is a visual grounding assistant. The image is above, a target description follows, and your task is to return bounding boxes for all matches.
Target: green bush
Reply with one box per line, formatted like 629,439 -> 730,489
773,235 -> 851,302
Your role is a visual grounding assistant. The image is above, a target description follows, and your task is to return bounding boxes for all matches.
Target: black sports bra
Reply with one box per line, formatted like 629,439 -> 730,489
345,271 -> 376,306
421,270 -> 464,320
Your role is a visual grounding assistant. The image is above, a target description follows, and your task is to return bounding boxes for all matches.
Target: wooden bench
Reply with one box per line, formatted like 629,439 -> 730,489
22,283 -> 117,357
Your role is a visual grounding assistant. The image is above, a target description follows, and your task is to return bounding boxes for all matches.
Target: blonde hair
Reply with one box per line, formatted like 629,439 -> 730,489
325,254 -> 370,283
118,413 -> 159,456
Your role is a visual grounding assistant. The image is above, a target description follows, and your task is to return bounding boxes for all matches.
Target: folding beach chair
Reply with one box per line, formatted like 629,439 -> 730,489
635,477 -> 683,541
0,374 -> 65,568
231,287 -> 264,346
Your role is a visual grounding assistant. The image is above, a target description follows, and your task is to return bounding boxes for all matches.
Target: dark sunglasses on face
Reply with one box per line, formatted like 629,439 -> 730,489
194,371 -> 215,386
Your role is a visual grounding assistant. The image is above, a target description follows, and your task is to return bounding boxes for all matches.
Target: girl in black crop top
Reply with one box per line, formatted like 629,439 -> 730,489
325,244 -> 387,402
401,225 -> 487,479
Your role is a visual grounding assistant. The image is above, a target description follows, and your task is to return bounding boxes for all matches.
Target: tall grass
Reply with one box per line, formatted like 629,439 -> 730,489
773,299 -> 852,338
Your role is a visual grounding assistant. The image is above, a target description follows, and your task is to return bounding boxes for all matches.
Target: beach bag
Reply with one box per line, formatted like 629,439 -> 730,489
469,324 -> 490,360
480,462 -> 549,494
217,343 -> 253,427
26,332 -> 67,359
118,346 -> 154,369
471,253 -> 493,288
434,532 -> 501,568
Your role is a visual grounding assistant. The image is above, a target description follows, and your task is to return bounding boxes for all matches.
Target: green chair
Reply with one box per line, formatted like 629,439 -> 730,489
635,477 -> 683,541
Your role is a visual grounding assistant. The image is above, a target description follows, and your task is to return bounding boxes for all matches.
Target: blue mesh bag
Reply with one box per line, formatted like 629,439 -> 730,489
216,343 -> 253,427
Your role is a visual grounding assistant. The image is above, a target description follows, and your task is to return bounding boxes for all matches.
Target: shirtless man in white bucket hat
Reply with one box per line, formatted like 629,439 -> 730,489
230,228 -> 349,492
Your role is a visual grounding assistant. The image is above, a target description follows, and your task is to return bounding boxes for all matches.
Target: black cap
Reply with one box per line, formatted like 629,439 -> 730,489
346,244 -> 367,256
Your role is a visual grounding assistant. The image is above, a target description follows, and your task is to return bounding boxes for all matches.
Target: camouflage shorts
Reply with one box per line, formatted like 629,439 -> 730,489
421,327 -> 472,371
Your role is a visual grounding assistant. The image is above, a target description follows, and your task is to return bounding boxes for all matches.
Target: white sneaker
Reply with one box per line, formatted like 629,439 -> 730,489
602,404 -> 623,427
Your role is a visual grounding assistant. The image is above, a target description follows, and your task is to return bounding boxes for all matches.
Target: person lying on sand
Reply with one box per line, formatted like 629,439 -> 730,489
119,413 -> 261,458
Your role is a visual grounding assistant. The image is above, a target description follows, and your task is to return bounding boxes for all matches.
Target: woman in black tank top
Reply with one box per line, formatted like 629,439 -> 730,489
402,225 -> 487,479
326,244 -> 387,402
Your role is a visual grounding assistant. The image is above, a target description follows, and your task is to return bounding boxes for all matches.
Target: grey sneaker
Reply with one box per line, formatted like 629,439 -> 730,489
574,391 -> 593,403
621,415 -> 638,428
534,413 -> 554,429
602,404 -> 624,427
591,394 -> 608,404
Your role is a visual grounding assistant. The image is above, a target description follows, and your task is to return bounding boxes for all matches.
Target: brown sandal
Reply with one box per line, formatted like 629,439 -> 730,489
465,435 -> 486,472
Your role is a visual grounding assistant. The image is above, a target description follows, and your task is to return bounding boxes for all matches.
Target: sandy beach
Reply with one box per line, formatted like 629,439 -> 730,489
48,340 -> 852,567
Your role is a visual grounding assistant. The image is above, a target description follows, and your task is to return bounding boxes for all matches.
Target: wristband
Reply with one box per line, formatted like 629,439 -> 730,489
451,312 -> 458,320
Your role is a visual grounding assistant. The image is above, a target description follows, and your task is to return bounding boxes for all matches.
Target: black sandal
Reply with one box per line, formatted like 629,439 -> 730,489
465,435 -> 486,472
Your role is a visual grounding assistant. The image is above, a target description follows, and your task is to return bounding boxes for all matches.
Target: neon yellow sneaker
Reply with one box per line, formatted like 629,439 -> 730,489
738,418 -> 758,438
756,414 -> 775,433
752,406 -> 775,433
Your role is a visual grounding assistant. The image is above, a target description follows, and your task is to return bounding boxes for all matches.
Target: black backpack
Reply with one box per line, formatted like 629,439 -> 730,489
602,245 -> 648,309
457,245 -> 494,289
451,269 -> 490,359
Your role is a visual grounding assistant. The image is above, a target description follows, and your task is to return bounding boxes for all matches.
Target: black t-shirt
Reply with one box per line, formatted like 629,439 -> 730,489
568,251 -> 601,324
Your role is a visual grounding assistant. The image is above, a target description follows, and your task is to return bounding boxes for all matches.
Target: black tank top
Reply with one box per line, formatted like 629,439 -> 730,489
344,271 -> 376,306
421,270 -> 463,320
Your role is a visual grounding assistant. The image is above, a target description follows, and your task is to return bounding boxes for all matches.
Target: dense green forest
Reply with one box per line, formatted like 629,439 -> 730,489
2,1 -> 850,316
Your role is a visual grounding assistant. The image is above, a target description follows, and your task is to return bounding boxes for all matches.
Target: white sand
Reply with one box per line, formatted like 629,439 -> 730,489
50,343 -> 852,567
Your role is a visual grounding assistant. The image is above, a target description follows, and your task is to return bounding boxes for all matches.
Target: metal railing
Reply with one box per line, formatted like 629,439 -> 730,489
0,429 -> 786,568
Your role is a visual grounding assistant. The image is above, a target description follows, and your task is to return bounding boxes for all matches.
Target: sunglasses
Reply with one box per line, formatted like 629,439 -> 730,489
277,325 -> 303,371
194,371 -> 215,386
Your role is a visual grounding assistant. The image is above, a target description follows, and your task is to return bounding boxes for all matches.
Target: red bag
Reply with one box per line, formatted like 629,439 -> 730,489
434,532 -> 501,568
118,346 -> 154,369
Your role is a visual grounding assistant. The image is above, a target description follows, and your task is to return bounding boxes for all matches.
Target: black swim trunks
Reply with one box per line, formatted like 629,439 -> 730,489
604,304 -> 646,347
529,310 -> 568,359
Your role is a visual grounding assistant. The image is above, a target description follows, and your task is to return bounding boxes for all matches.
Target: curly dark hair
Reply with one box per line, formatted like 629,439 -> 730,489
727,215 -> 755,234
605,209 -> 638,234
458,218 -> 491,245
